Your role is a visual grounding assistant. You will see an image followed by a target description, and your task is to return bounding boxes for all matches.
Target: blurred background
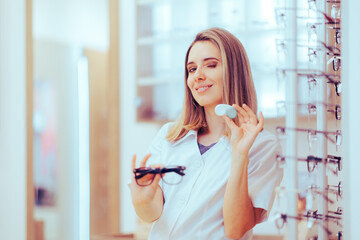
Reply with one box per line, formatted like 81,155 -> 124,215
1,0 -> 360,239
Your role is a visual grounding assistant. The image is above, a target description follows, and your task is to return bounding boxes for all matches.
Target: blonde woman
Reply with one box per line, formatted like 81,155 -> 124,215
129,28 -> 283,240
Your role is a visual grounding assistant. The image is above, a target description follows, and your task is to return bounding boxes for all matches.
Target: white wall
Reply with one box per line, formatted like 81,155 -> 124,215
0,0 -> 27,239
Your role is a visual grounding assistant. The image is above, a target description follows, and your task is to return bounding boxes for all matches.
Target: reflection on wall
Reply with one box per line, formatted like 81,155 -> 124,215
33,80 -> 57,206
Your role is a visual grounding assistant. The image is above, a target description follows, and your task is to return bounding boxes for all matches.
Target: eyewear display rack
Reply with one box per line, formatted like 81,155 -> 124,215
275,0 -> 342,239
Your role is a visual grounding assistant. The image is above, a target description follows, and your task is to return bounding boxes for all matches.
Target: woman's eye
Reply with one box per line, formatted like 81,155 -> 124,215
208,63 -> 217,68
188,67 -> 196,73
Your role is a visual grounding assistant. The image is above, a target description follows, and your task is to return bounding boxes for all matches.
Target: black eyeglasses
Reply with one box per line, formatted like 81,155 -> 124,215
337,231 -> 343,240
133,166 -> 186,187
276,154 -> 342,175
327,155 -> 342,171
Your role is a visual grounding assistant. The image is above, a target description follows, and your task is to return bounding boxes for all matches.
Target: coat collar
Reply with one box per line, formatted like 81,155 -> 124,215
171,129 -> 198,147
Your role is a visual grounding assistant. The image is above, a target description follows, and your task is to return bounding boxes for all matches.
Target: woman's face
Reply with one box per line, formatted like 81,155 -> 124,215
186,41 -> 224,109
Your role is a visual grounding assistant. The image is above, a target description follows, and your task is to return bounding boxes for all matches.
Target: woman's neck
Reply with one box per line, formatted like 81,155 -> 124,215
198,105 -> 226,145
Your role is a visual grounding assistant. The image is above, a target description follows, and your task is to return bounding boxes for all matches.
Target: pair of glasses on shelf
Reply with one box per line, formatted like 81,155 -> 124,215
274,210 -> 342,236
308,24 -> 341,46
311,182 -> 343,201
133,166 -> 186,187
276,68 -> 342,96
308,0 -> 341,19
276,39 -> 341,65
276,101 -> 341,121
276,126 -> 342,151
275,7 -> 340,29
276,154 -> 342,176
328,26 -> 341,45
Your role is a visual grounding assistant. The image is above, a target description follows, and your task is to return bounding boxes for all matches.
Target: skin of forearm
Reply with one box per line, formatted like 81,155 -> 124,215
133,186 -> 164,223
223,153 -> 256,239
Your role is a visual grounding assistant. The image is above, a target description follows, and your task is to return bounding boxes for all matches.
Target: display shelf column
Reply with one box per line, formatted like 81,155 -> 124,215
284,0 -> 298,239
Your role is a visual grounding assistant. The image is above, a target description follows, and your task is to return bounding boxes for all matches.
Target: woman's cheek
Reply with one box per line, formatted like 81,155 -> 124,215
187,77 -> 194,90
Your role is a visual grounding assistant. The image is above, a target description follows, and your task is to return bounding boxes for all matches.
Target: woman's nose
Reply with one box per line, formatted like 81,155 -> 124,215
194,67 -> 205,80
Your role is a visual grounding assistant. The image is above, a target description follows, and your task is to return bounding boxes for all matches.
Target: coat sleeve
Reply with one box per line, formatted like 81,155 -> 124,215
247,130 -> 283,223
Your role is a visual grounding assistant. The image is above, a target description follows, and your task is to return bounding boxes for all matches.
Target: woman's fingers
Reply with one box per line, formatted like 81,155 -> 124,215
233,104 -> 248,123
257,111 -> 264,131
130,154 -> 137,181
140,153 -> 152,167
131,154 -> 136,170
151,174 -> 162,190
222,115 -> 237,131
242,104 -> 257,123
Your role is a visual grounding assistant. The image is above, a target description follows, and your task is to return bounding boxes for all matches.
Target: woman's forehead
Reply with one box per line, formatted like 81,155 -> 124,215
187,41 -> 221,63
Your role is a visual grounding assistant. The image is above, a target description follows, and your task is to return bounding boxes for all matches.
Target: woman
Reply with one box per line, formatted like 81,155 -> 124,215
129,28 -> 283,240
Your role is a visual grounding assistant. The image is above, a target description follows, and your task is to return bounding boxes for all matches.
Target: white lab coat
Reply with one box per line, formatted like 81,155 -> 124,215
147,123 -> 283,240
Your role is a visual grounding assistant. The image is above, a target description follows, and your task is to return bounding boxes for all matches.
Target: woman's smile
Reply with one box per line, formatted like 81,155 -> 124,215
195,84 -> 213,93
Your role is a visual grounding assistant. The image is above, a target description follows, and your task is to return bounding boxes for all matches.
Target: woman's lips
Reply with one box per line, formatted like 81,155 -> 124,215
195,84 -> 213,93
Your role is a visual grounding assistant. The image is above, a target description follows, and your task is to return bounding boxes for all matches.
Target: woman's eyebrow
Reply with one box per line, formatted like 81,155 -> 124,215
187,57 -> 220,66
203,57 -> 220,62
186,61 -> 195,67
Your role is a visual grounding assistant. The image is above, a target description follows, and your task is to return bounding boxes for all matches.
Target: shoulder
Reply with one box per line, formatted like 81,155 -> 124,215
253,129 -> 279,149
158,122 -> 175,136
147,122 -> 175,159
151,122 -> 175,144
249,129 -> 281,161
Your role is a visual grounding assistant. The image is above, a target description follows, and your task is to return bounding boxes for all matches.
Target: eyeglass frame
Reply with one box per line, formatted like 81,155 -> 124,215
327,52 -> 342,72
274,212 -> 335,235
327,154 -> 342,171
276,68 -> 342,96
329,181 -> 343,197
275,39 -> 341,64
276,154 -> 342,176
310,181 -> 343,202
275,7 -> 340,28
276,101 -> 341,120
133,165 -> 186,187
328,26 -> 341,45
337,231 -> 343,240
276,126 -> 342,147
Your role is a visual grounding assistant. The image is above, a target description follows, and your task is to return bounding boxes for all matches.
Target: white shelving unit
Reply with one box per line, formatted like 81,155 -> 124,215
274,0 -> 343,239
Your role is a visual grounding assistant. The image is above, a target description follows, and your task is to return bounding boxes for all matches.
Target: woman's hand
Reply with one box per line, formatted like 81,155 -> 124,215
223,104 -> 264,158
222,104 -> 264,237
128,153 -> 163,206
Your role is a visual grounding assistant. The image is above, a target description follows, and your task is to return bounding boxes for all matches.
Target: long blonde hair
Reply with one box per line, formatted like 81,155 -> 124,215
166,28 -> 257,142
